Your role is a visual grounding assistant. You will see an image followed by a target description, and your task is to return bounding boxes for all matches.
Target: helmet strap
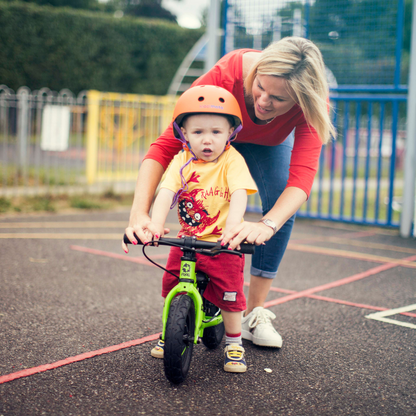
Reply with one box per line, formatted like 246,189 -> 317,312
170,156 -> 197,209
223,123 -> 242,152
228,123 -> 242,143
173,121 -> 198,158
171,121 -> 197,209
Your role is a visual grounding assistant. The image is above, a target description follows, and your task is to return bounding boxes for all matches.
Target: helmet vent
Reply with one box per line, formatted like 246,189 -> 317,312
198,96 -> 204,101
219,98 -> 225,103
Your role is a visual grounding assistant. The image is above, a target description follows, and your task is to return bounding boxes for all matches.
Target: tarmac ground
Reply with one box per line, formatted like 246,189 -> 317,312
0,209 -> 415,415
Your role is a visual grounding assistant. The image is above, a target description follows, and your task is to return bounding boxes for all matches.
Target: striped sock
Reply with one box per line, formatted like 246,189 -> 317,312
225,332 -> 242,346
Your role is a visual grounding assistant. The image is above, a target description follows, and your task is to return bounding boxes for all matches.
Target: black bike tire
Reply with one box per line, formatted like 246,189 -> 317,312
202,321 -> 225,350
164,295 -> 195,384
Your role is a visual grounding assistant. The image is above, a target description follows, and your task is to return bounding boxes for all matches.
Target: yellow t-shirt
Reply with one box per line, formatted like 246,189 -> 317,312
161,147 -> 257,242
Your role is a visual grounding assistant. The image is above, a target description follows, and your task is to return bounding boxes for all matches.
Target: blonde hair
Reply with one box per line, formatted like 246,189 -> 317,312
244,37 -> 335,143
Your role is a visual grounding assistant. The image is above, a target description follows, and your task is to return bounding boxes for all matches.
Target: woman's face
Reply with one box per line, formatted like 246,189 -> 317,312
251,74 -> 296,122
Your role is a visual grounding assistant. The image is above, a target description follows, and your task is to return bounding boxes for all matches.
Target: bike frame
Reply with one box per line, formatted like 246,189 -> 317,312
161,250 -> 223,345
123,233 -> 254,349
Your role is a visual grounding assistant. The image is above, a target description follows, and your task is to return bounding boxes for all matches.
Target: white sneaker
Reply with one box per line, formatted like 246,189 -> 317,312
241,307 -> 283,348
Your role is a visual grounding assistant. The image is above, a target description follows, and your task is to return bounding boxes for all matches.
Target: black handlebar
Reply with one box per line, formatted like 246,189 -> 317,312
123,234 -> 255,255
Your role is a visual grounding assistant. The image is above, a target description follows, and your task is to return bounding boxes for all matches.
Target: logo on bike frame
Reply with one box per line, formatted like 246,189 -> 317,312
181,263 -> 192,277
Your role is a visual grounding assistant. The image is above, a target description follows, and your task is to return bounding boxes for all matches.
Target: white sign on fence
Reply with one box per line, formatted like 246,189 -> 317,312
41,105 -> 71,151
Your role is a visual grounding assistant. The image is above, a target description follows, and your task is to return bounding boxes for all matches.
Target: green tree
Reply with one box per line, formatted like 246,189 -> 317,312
103,0 -> 180,22
124,0 -> 176,21
0,0 -> 99,9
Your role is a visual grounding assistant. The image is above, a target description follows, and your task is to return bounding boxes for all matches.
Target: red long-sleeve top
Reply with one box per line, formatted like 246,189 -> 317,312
144,49 -> 323,197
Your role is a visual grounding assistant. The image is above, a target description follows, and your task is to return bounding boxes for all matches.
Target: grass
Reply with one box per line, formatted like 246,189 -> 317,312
300,187 -> 401,225
0,166 -> 80,187
0,197 -> 12,213
0,192 -> 134,215
1,187 -> 401,228
248,182 -> 402,226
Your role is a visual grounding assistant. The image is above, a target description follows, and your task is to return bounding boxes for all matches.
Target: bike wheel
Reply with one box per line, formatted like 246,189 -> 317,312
164,295 -> 195,384
202,321 -> 225,349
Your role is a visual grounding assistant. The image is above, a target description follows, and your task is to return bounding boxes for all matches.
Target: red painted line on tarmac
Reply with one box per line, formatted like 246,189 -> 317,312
245,281 -> 416,317
307,294 -> 416,318
290,230 -> 376,245
338,230 -> 377,239
70,245 -> 168,267
266,286 -> 416,317
0,333 -> 161,385
263,254 -> 416,309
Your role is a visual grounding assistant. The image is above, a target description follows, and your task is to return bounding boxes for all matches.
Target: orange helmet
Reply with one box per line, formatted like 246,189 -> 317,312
172,85 -> 243,138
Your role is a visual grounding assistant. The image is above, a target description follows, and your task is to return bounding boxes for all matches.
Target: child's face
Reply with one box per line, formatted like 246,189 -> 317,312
181,114 -> 234,162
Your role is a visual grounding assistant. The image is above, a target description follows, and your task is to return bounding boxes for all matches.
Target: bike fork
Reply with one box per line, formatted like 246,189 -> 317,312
161,257 -> 203,345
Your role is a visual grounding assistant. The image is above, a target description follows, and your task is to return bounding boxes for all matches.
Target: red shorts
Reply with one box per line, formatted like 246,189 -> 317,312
161,246 -> 246,312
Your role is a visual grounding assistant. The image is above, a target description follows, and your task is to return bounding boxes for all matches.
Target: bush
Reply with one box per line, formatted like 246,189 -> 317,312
0,2 -> 203,94
0,197 -> 11,213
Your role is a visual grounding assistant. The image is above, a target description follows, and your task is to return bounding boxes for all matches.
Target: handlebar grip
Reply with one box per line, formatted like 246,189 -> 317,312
237,243 -> 255,255
123,233 -> 143,245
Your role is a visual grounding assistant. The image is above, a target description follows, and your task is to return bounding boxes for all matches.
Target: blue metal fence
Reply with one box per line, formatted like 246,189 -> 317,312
297,92 -> 407,227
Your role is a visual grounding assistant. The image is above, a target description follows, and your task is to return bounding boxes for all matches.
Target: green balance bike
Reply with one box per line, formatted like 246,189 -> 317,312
124,234 -> 254,384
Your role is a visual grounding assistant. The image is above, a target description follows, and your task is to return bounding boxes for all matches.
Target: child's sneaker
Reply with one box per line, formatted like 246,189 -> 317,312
224,344 -> 247,373
151,339 -> 164,358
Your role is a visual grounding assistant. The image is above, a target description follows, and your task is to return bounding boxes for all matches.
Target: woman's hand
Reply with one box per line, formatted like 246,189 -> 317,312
122,213 -> 170,253
220,221 -> 275,250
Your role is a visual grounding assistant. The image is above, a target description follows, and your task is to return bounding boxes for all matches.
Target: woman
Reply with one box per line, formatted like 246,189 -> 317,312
123,36 -> 335,348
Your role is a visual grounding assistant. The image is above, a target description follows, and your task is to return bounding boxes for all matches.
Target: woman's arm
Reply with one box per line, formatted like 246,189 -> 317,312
148,188 -> 175,240
122,159 -> 166,252
262,186 -> 307,231
220,186 -> 307,249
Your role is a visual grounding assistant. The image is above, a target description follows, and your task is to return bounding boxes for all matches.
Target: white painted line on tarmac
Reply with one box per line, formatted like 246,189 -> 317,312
0,221 -> 181,230
365,304 -> 416,329
0,233 -> 122,239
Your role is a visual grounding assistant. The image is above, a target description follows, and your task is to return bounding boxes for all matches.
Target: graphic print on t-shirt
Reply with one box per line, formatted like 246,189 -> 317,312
178,188 -> 221,237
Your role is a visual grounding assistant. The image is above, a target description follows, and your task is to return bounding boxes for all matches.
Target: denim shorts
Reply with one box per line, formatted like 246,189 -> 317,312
233,131 -> 295,279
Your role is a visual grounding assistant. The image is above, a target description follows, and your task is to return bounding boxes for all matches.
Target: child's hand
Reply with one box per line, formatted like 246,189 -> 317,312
122,188 -> 174,254
219,224 -> 241,251
144,221 -> 169,246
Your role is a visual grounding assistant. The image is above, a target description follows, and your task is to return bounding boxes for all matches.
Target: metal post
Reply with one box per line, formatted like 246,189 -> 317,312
0,88 -> 10,191
394,0 -> 405,90
293,9 -> 302,37
400,0 -> 416,237
224,4 -> 235,56
205,0 -> 221,72
17,87 -> 29,171
304,0 -> 310,39
273,16 -> 282,43
221,0 -> 229,56
86,90 -> 100,185
253,33 -> 262,51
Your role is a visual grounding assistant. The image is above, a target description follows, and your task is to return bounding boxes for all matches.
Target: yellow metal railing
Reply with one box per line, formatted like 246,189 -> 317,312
86,90 -> 177,184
